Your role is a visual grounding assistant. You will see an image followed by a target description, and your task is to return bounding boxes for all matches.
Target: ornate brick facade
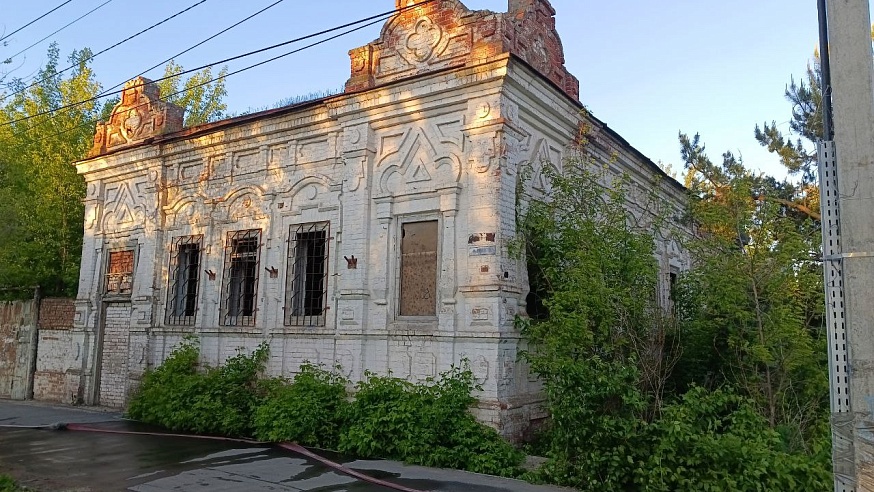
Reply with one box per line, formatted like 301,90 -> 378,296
347,0 -> 578,101
89,77 -> 184,157
65,0 -> 688,440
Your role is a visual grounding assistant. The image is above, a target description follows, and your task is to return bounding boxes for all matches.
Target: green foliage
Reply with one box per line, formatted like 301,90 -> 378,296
637,387 -> 831,491
128,337 -> 268,437
0,475 -> 27,492
130,340 -> 522,477
518,149 -> 668,490
518,136 -> 830,490
0,44 -> 104,297
338,365 -> 523,476
156,60 -> 228,127
754,66 -> 821,181
253,364 -> 349,448
529,357 -> 647,489
677,133 -> 828,451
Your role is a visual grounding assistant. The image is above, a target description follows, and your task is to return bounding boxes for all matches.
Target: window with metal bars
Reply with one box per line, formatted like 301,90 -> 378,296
166,235 -> 202,325
285,222 -> 329,326
105,250 -> 134,295
221,229 -> 261,326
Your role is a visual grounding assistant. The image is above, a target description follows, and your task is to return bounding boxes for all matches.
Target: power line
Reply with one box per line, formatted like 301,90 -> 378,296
101,0 -> 287,100
1,1 -> 435,149
0,0 -> 74,44
3,0 -> 116,64
1,0 -> 209,103
10,10 -> 395,142
1,1 -> 432,129
160,14 -> 390,106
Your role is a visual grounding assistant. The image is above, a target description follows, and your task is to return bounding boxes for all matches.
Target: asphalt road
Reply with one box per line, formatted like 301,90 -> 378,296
0,400 -> 567,492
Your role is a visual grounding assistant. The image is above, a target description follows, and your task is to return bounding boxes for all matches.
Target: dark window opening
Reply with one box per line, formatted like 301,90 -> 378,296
399,220 -> 438,317
222,230 -> 260,326
525,243 -> 549,321
286,222 -> 329,326
167,236 -> 202,325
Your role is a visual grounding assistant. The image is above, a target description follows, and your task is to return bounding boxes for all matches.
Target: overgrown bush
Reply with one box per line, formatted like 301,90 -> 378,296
338,365 -> 523,476
253,364 -> 349,448
637,387 -> 831,491
127,337 -> 268,437
129,339 -> 523,477
518,146 -> 831,490
528,358 -> 648,489
0,475 -> 27,492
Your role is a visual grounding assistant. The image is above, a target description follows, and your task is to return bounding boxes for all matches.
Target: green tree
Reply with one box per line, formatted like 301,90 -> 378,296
517,140 -> 670,489
519,130 -> 830,490
753,28 -> 874,221
0,49 -> 231,297
755,63 -> 822,181
156,60 -> 228,127
675,132 -> 828,452
0,44 -> 105,296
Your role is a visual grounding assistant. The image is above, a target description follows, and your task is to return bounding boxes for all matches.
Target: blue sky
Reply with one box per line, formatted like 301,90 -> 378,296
2,0 -> 827,178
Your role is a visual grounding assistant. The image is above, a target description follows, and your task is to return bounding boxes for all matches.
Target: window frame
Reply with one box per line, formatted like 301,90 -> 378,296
284,221 -> 330,327
396,218 -> 440,319
104,248 -> 135,297
220,229 -> 262,327
166,235 -> 203,326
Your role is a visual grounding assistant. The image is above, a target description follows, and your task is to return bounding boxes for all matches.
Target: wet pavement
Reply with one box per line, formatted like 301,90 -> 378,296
0,400 -> 568,492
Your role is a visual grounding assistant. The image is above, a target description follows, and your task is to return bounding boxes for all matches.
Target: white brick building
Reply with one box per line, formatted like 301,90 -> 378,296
69,0 -> 687,439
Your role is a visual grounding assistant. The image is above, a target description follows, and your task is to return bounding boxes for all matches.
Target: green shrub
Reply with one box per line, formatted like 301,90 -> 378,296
338,364 -> 524,477
636,387 -> 831,492
128,340 -> 523,478
253,364 -> 349,448
127,336 -> 200,430
127,337 -> 268,436
0,475 -> 26,492
526,357 -> 647,490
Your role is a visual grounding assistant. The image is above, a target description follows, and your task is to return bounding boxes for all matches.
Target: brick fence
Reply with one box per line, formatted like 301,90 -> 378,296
0,297 -> 78,403
33,298 -> 79,403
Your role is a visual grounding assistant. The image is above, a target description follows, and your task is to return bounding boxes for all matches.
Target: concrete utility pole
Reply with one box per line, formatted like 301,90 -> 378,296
822,0 -> 874,490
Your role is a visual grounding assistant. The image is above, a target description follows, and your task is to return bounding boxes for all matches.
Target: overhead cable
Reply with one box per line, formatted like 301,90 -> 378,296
0,0 -> 74,43
2,0 -> 209,103
3,0 -> 116,63
1,0 -> 433,129
100,0 -> 287,99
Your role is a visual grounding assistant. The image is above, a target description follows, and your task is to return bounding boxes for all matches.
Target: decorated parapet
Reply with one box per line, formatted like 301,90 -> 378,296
89,77 -> 184,157
345,0 -> 579,101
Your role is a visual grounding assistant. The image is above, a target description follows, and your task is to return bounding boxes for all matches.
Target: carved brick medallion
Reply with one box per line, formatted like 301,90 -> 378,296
89,77 -> 184,157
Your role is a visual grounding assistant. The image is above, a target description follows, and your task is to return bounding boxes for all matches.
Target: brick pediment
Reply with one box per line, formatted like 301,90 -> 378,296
89,77 -> 184,157
345,0 -> 579,101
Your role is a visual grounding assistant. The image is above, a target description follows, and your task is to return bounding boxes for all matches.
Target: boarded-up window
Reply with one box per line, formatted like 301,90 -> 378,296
399,220 -> 438,316
105,250 -> 134,295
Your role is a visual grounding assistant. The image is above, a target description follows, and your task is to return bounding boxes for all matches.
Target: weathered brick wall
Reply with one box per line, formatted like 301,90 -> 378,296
33,297 -> 80,403
37,298 -> 75,329
0,300 -> 37,400
347,0 -> 579,101
71,0 -> 688,439
97,304 -> 131,407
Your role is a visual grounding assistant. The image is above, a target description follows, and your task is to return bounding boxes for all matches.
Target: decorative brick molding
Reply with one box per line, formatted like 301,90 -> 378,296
346,0 -> 579,101
89,77 -> 184,157
69,0 -> 689,433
